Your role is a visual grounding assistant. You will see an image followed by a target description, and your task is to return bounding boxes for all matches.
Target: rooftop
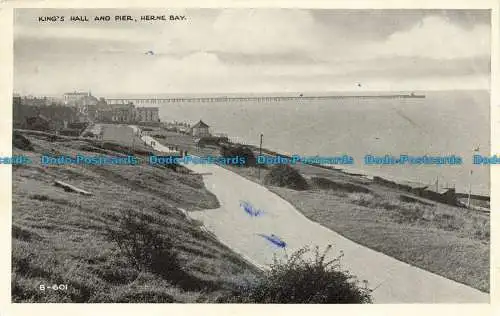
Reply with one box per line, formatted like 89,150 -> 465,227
64,92 -> 91,96
192,120 -> 209,128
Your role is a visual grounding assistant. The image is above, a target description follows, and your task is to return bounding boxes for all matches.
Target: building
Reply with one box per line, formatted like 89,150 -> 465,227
136,107 -> 159,123
191,120 -> 210,137
20,96 -> 50,107
63,91 -> 99,122
96,108 -> 113,122
77,95 -> 98,115
95,102 -> 159,124
64,91 -> 92,105
87,97 -> 108,122
97,103 -> 135,122
112,103 -> 137,122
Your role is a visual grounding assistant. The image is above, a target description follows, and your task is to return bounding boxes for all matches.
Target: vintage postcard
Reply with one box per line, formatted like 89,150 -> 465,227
3,2 -> 496,311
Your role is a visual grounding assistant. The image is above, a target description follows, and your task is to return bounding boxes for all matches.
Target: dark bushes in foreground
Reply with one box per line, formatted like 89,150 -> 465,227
105,210 -> 182,280
219,245 -> 372,303
105,210 -> 219,292
264,164 -> 309,190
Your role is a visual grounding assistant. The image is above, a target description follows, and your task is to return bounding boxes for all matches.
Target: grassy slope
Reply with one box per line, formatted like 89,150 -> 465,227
270,187 -> 489,292
152,130 -> 489,292
11,133 -> 260,303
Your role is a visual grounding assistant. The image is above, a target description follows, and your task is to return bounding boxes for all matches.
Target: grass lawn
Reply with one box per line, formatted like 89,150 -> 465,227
269,187 -> 489,292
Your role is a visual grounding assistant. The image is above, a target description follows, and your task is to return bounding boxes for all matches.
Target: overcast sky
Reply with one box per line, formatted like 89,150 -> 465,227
14,9 -> 491,96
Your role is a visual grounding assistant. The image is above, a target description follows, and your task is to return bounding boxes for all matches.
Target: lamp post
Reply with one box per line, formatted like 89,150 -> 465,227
258,133 -> 263,179
467,172 -> 472,208
468,146 -> 480,208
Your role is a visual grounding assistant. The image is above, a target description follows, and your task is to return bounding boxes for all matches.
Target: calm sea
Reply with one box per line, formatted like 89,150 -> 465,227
151,90 -> 489,195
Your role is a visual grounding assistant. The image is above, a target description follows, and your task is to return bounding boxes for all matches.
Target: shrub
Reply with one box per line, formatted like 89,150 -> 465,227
220,145 -> 256,167
264,165 -> 309,190
12,131 -> 34,151
105,210 -> 182,280
220,245 -> 372,303
29,194 -> 49,201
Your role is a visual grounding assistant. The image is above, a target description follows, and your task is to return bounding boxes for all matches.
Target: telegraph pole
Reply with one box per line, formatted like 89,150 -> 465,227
258,133 -> 263,179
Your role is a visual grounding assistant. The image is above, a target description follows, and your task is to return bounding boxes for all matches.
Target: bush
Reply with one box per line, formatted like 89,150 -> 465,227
220,245 -> 372,303
220,145 -> 256,167
105,210 -> 182,280
264,165 -> 309,190
12,131 -> 34,151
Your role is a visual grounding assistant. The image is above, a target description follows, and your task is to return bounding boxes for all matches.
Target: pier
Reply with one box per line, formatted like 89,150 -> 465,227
105,94 -> 425,105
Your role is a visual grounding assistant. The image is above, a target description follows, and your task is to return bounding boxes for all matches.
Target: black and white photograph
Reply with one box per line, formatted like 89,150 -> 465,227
10,7 -> 492,304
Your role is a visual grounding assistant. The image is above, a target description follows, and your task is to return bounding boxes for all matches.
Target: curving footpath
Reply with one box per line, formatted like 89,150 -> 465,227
142,132 -> 489,303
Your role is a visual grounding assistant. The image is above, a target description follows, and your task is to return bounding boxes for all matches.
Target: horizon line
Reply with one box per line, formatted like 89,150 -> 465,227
13,88 -> 490,98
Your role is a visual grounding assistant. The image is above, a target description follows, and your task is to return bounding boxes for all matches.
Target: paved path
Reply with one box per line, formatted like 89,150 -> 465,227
141,135 -> 179,154
138,127 -> 489,303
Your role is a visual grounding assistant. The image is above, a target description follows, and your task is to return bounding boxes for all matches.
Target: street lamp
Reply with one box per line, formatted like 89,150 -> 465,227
258,133 -> 263,179
468,146 -> 480,208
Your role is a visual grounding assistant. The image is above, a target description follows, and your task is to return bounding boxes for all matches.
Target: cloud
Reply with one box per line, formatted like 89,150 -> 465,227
211,10 -> 320,55
369,16 -> 490,60
13,10 -> 492,94
15,24 -> 147,42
